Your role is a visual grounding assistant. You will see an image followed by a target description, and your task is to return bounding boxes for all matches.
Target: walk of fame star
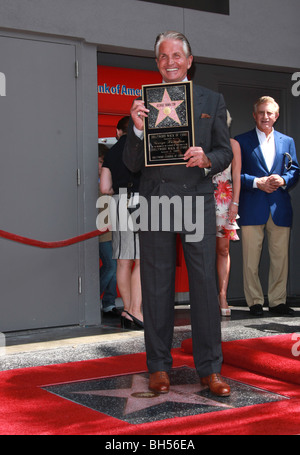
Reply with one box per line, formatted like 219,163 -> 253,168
42,367 -> 287,425
74,374 -> 232,416
150,89 -> 184,127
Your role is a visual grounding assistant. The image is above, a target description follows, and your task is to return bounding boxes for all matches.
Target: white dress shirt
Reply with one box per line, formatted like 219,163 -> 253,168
253,127 -> 276,188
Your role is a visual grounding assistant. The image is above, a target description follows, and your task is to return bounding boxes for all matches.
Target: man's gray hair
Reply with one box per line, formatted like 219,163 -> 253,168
154,31 -> 192,58
253,96 -> 280,114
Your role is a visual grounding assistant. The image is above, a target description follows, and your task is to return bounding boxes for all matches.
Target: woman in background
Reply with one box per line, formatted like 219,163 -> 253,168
213,111 -> 241,316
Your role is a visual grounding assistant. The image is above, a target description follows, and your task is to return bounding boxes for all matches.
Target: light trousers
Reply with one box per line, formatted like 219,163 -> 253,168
241,214 -> 290,308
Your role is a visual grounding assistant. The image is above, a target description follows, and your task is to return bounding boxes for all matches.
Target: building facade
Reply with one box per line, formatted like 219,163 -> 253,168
0,0 -> 299,331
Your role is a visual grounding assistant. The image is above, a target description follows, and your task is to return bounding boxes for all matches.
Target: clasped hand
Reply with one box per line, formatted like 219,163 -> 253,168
256,174 -> 285,193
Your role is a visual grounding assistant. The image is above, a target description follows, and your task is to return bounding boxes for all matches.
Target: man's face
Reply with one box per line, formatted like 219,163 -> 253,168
156,39 -> 193,83
253,102 -> 279,134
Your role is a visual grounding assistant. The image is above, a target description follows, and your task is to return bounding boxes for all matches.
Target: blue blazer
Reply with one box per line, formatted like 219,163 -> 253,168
235,128 -> 299,227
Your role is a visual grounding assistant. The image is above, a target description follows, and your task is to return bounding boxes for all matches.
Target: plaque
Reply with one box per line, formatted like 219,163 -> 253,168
142,81 -> 194,166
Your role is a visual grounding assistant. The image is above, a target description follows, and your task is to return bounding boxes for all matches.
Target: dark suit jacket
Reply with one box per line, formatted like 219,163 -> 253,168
123,84 -> 233,235
235,128 -> 299,227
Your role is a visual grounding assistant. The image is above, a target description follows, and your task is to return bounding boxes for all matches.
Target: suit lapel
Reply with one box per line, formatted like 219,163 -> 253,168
270,130 -> 283,173
192,85 -> 205,145
251,129 -> 284,174
250,129 -> 269,171
193,85 -> 204,115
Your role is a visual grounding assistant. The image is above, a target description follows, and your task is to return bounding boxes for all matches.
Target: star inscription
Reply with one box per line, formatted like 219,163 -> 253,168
74,374 -> 232,416
150,89 -> 184,127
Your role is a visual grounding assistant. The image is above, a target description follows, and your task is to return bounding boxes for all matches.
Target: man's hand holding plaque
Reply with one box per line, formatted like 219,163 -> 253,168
184,147 -> 212,168
130,99 -> 149,132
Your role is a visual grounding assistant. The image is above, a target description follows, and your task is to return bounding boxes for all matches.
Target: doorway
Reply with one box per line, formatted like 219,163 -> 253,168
0,35 -> 81,331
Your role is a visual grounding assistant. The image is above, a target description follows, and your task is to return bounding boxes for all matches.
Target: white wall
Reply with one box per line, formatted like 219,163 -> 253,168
0,0 -> 300,69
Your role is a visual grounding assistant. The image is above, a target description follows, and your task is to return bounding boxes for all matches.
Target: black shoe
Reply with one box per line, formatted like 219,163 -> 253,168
102,307 -> 121,318
249,304 -> 264,316
269,304 -> 294,316
125,311 -> 144,329
120,315 -> 134,329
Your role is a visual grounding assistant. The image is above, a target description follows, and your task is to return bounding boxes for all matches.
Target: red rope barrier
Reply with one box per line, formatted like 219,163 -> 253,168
0,228 -> 109,248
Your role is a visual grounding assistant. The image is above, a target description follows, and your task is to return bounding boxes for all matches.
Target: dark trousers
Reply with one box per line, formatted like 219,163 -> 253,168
99,241 -> 117,311
139,229 -> 223,377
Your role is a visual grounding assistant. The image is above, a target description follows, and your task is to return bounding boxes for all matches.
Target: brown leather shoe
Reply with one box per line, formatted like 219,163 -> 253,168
200,373 -> 231,397
149,371 -> 170,394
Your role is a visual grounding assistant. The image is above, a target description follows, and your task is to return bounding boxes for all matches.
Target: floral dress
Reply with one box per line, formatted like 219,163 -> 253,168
212,164 -> 240,241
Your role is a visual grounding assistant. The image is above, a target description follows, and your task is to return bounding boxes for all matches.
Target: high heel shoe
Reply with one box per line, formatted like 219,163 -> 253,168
120,315 -> 134,329
218,296 -> 231,317
220,307 -> 231,317
125,311 -> 144,329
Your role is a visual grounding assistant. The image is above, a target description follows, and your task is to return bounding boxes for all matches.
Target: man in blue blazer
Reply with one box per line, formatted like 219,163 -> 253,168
235,96 -> 299,316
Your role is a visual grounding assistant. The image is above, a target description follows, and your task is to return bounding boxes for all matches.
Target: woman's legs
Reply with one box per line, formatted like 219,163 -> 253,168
116,258 -> 143,321
216,237 -> 231,312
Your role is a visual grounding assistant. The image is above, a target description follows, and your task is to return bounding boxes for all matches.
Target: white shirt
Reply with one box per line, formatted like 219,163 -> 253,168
253,127 -> 276,188
256,127 -> 276,171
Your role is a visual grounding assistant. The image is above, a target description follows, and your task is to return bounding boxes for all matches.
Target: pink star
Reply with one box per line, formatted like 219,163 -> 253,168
150,89 -> 184,127
74,374 -> 232,416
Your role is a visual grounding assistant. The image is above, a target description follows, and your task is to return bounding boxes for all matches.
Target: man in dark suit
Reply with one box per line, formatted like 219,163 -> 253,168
235,96 -> 299,317
123,31 -> 233,397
